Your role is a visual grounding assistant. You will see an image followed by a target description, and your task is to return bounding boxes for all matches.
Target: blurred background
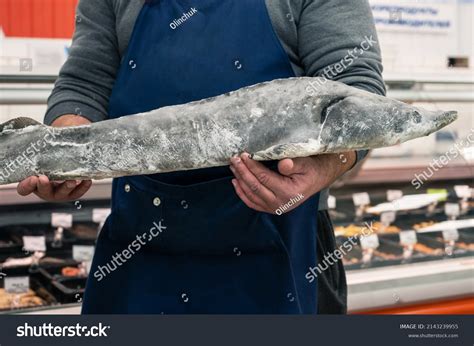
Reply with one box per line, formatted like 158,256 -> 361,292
0,0 -> 472,315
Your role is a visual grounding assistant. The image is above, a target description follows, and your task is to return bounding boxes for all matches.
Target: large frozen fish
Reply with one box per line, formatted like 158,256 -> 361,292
0,77 -> 457,185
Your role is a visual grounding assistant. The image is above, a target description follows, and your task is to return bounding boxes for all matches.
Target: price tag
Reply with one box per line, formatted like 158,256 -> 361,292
51,213 -> 73,228
454,185 -> 471,199
400,230 -> 417,246
442,228 -> 459,242
352,192 -> 370,206
22,236 -> 46,252
4,276 -> 29,294
380,211 -> 396,225
92,208 -> 111,224
387,189 -> 403,202
427,188 -> 448,201
444,203 -> 460,218
328,195 -> 336,209
73,245 -> 95,262
359,234 -> 379,250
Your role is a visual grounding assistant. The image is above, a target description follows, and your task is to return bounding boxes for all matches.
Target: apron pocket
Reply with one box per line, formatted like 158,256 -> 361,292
108,175 -> 284,255
108,177 -> 165,246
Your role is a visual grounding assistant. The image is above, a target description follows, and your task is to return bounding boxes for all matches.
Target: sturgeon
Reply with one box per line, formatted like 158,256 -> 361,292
0,77 -> 457,185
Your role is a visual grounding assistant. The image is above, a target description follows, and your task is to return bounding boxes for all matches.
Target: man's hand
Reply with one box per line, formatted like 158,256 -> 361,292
17,114 -> 93,202
230,151 -> 356,214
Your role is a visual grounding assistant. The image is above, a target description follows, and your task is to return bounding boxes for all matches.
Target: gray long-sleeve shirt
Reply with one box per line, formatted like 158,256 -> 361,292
45,0 -> 386,209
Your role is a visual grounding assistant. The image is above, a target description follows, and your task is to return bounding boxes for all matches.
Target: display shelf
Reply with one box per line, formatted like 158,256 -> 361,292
0,206 -> 101,228
6,303 -> 81,315
0,75 -> 58,84
8,257 -> 472,315
347,257 -> 474,313
0,180 -> 112,206
358,296 -> 474,315
383,72 -> 474,86
347,161 -> 473,185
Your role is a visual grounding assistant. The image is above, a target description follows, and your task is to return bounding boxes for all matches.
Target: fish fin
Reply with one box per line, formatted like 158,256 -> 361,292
0,117 -> 43,133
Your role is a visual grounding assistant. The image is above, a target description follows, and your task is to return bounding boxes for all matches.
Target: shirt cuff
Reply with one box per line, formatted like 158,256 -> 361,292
353,149 -> 369,168
44,102 -> 107,125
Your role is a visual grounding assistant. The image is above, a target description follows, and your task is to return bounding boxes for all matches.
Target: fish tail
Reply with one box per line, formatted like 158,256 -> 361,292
0,118 -> 45,185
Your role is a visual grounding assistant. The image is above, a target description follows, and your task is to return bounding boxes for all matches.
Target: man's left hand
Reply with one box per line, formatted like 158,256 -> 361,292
230,151 -> 356,214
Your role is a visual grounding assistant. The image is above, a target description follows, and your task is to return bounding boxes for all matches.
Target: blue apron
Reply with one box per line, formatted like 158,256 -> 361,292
82,0 -> 320,314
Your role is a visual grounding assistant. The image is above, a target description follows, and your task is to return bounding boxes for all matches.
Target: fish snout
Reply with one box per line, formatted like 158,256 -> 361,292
433,110 -> 458,130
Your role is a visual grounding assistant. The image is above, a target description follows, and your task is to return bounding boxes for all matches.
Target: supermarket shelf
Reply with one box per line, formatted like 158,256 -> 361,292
358,296 -> 474,315
0,87 -> 53,105
0,75 -> 58,84
386,90 -> 474,103
348,162 -> 474,185
347,257 -> 474,313
10,303 -> 81,315
383,72 -> 474,85
9,257 -> 473,315
0,180 -> 112,206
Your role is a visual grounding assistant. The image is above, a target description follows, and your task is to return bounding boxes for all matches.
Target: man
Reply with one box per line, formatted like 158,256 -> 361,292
18,0 -> 384,314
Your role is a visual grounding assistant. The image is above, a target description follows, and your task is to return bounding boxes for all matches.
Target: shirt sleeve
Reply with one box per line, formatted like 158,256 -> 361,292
44,0 -> 120,125
298,0 -> 387,165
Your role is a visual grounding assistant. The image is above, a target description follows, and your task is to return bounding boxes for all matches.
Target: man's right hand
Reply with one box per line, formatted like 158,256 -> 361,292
17,114 -> 93,202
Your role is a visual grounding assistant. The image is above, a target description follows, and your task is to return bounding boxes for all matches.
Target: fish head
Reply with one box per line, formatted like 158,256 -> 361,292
318,87 -> 458,151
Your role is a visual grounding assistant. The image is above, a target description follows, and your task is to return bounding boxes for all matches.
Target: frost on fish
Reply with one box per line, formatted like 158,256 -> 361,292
0,77 -> 458,185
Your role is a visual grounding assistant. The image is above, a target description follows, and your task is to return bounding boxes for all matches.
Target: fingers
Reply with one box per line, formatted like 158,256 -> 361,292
230,155 -> 276,204
241,153 -> 286,191
17,176 -> 39,196
230,167 -> 267,208
69,180 -> 92,200
278,157 -> 310,176
231,179 -> 265,212
31,176 -> 91,201
54,180 -> 80,200
18,174 -> 92,202
230,163 -> 268,207
230,153 -> 317,215
277,159 -> 294,176
35,175 -> 55,200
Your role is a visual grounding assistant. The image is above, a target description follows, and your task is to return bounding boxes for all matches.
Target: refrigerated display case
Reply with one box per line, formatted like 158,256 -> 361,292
329,178 -> 474,313
0,177 -> 472,314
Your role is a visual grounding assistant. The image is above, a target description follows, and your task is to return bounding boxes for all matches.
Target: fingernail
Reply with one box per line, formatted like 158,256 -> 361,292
231,179 -> 237,187
66,181 -> 76,188
229,166 -> 235,173
232,157 -> 241,164
241,152 -> 250,160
